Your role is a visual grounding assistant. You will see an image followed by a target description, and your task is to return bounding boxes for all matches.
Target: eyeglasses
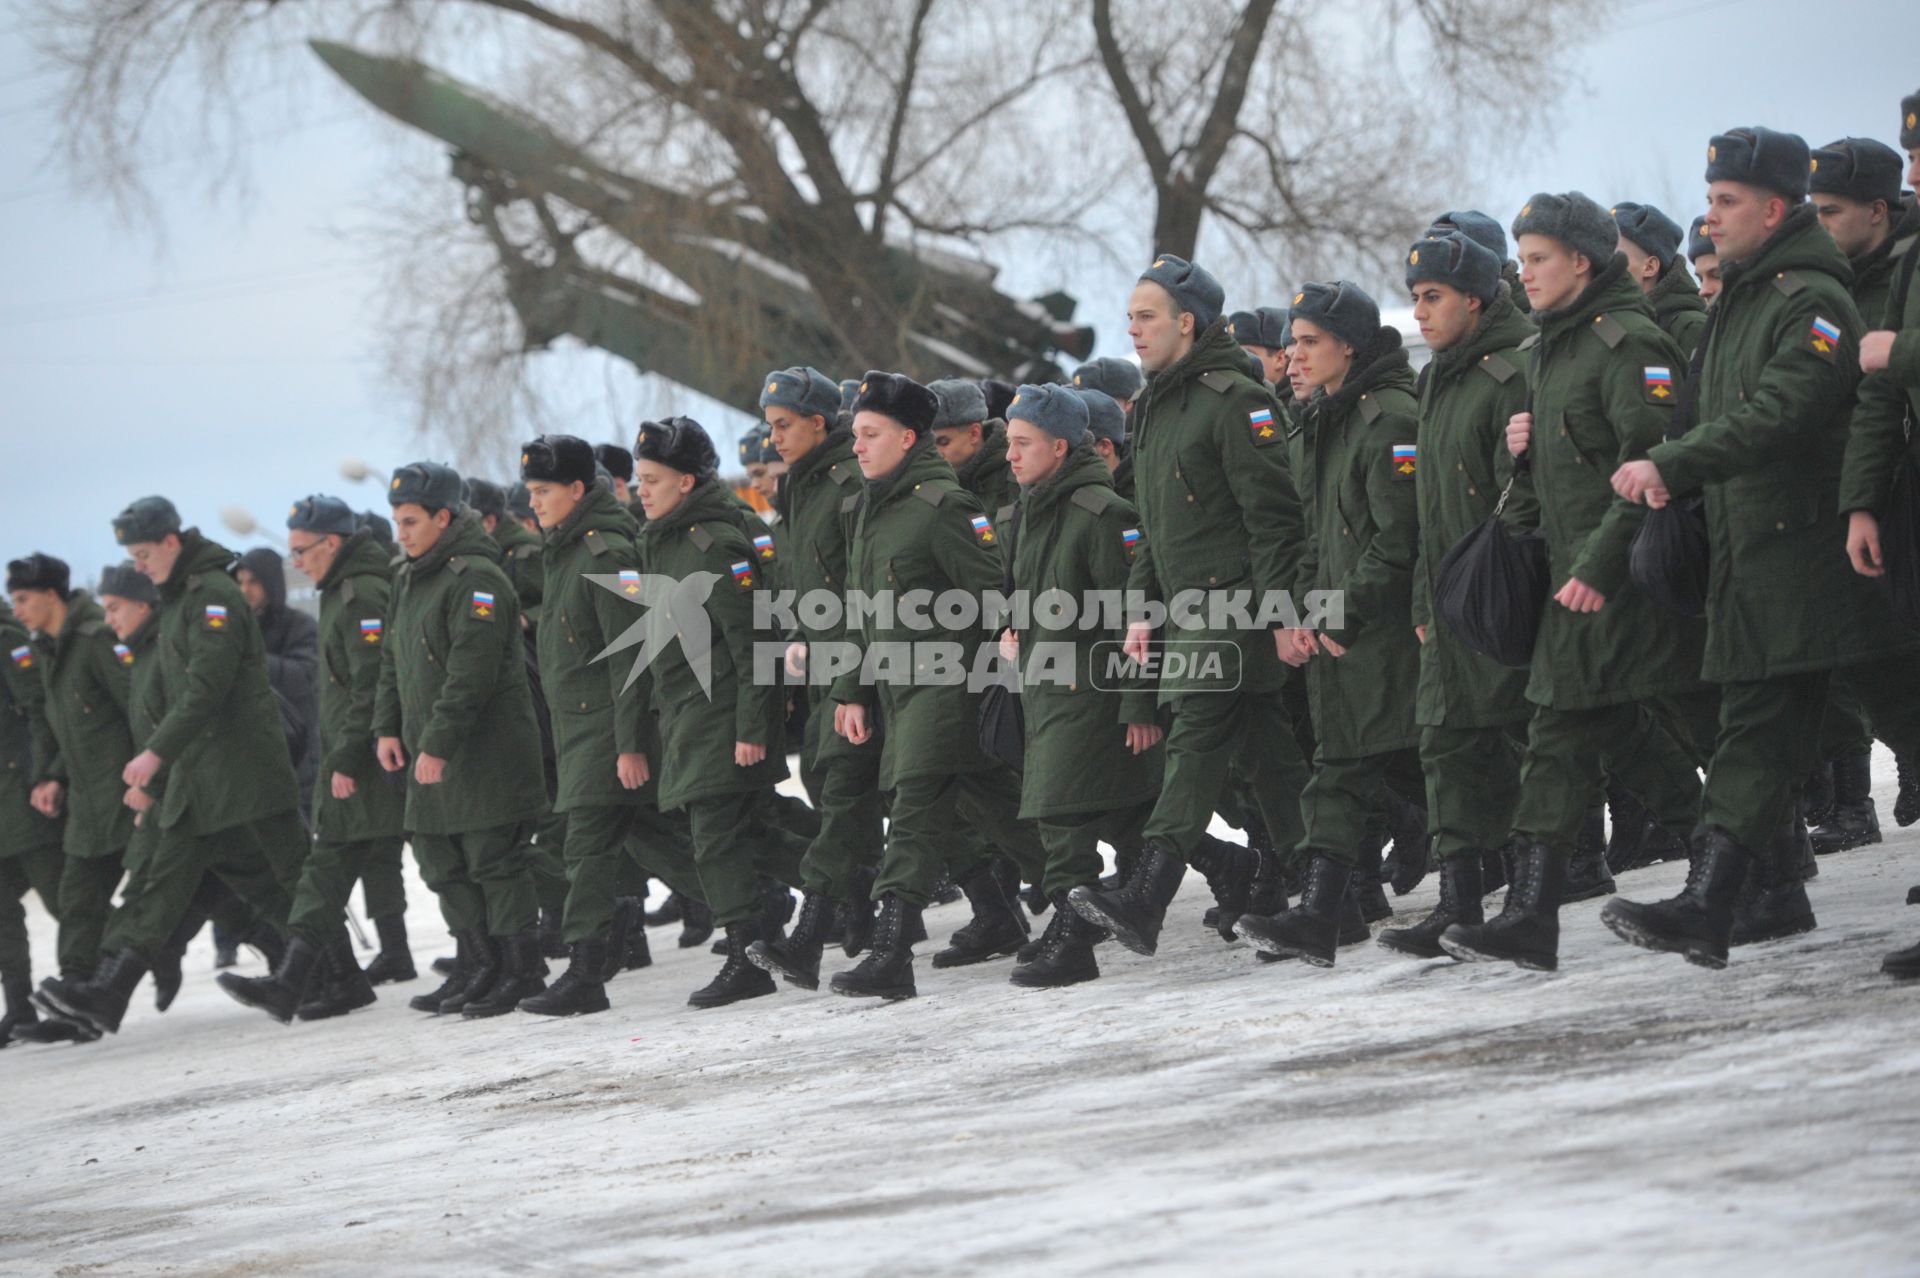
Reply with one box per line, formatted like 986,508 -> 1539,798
287,539 -> 328,560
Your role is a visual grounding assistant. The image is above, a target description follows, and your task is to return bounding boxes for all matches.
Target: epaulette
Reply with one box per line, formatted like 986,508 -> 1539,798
1197,370 -> 1235,394
840,494 -> 862,515
447,556 -> 470,575
77,619 -> 105,638
583,529 -> 612,557
912,483 -> 946,508
828,462 -> 857,486
1069,488 -> 1113,516
1891,234 -> 1917,262
1358,393 -> 1384,424
1771,271 -> 1808,297
340,578 -> 357,606
1478,351 -> 1520,384
1591,313 -> 1627,349
510,543 -> 539,560
688,526 -> 715,553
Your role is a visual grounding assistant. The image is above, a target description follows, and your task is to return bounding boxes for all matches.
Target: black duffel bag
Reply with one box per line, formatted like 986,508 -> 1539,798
978,679 -> 1025,772
1433,470 -> 1550,669
1630,495 -> 1710,617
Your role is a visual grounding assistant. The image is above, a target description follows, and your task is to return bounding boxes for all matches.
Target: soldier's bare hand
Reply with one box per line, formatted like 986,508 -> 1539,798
1506,412 -> 1532,457
1860,331 -> 1895,374
1415,624 -> 1428,645
1276,628 -> 1316,666
1848,510 -> 1885,577
123,786 -> 153,813
330,771 -> 357,800
30,781 -> 63,817
835,703 -> 872,745
734,741 -> 767,767
999,629 -> 1019,663
784,640 -> 807,679
1124,723 -> 1164,755
123,749 -> 161,789
618,752 -> 650,788
377,737 -> 407,772
1320,634 -> 1348,658
1611,459 -> 1667,507
1555,578 -> 1606,612
1123,621 -> 1153,663
414,752 -> 447,785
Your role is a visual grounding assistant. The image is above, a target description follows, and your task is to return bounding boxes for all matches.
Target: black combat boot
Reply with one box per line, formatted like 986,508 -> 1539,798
1884,935 -> 1920,979
238,922 -> 287,972
216,935 -> 324,1024
934,862 -> 1030,968
677,896 -> 715,949
746,893 -> 839,990
1188,834 -> 1257,941
830,896 -> 921,1000
363,913 -> 417,985
519,937 -> 611,1016
602,897 -> 644,980
297,933 -> 379,1021
842,870 -> 879,958
1385,793 -> 1432,897
1066,840 -> 1187,956
37,948 -> 151,1035
622,912 -> 653,971
538,906 -> 567,960
1350,837 -> 1394,924
1440,841 -> 1567,971
1600,827 -> 1750,968
7,1009 -> 102,1044
1480,845 -> 1508,897
1,974 -> 39,1046
1603,783 -> 1650,876
461,932 -> 547,1017
1731,815 -> 1817,947
1101,838 -> 1142,891
1563,806 -> 1615,903
1010,893 -> 1104,988
1810,752 -> 1881,855
689,920 -> 777,1009
928,872 -> 962,907
1378,853 -> 1485,960
415,929 -> 495,1014
1802,761 -> 1835,827
151,904 -> 207,1012
1237,855 -> 1354,967
1895,751 -> 1920,828
989,856 -> 1022,909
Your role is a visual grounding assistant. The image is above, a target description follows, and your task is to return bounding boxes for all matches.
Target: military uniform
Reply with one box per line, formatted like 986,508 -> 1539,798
373,512 -> 544,939
954,421 -> 1020,527
0,604 -> 65,996
1647,259 -> 1710,356
490,509 -> 569,919
33,593 -> 135,977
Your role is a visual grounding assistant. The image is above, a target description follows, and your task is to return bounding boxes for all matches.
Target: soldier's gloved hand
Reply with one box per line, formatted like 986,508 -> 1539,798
1505,412 -> 1532,458
1848,511 -> 1885,577
331,771 -> 358,801
377,737 -> 407,772
618,752 -> 650,789
1861,331 -> 1895,374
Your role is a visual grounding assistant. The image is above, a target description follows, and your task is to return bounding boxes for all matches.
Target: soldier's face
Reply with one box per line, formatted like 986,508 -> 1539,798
287,532 -> 340,585
526,479 -> 583,531
100,596 -> 150,641
1704,181 -> 1782,265
1288,319 -> 1354,392
8,589 -> 57,633
1094,437 -> 1122,475
1909,149 -> 1920,191
1619,236 -> 1661,292
1284,346 -> 1310,402
392,504 -> 452,559
765,407 -> 829,464
126,536 -> 181,586
1694,254 -> 1722,301
1411,283 -> 1478,353
634,460 -> 695,520
1813,193 -> 1887,259
236,568 -> 267,614
931,423 -> 984,468
1005,420 -> 1068,487
1244,344 -> 1288,384
1127,282 -> 1194,374
1515,234 -> 1586,313
851,413 -> 913,478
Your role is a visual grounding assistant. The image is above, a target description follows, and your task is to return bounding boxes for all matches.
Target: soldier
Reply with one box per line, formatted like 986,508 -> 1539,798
827,373 -> 1047,999
1233,282 -> 1422,965
1435,194 -> 1706,973
357,509 -> 396,554
1429,209 -> 1532,315
1376,230 -> 1537,959
8,554 -> 134,1005
1073,387 -> 1132,494
219,496 -> 397,1022
1806,136 -> 1920,856
746,367 -> 888,989
373,463 -> 548,1017
0,596 -> 65,1045
738,428 -> 786,513
1613,201 -> 1709,355
628,418 -> 804,1008
38,498 -> 306,1036
509,434 -> 705,1016
1838,94 -> 1920,978
1071,358 -> 1144,501
1072,356 -> 1145,416
236,546 -> 320,829
1229,307 -> 1292,385
997,384 -> 1162,987
594,444 -> 635,507
1607,127 -> 1920,969
1689,215 -> 1722,304
1067,255 -> 1310,960
929,378 -> 1020,520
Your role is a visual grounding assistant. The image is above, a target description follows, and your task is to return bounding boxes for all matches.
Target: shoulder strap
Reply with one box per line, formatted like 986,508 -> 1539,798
1478,351 -> 1520,384
1197,370 -> 1235,394
688,526 -> 714,552
1772,271 -> 1808,298
1358,394 -> 1383,424
447,556 -> 469,575
1592,313 -> 1628,349
1068,488 -> 1112,516
340,578 -> 357,605
583,529 -> 612,557
828,462 -> 857,487
913,484 -> 946,508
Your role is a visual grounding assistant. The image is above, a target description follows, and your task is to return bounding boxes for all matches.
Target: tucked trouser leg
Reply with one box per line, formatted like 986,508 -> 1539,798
685,793 -> 762,926
356,837 -> 408,921
559,805 -> 640,944
1298,750 -> 1424,867
875,772 -> 981,908
1142,687 -> 1309,861
1815,678 -> 1875,760
1039,802 -> 1152,900
288,838 -> 383,947
798,751 -> 885,898
103,818 -> 295,962
410,832 -> 489,934
459,821 -> 538,938
1514,704 -> 1702,854
1700,675 -> 1832,851
1420,722 -> 1525,863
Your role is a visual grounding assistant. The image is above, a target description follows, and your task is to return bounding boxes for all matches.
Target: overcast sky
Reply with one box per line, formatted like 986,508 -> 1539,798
2,0 -> 1916,584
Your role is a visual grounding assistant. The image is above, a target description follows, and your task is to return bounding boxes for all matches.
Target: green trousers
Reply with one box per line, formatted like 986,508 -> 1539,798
684,789 -> 810,927
874,766 -> 1046,907
1512,703 -> 1703,854
527,807 -> 570,916
289,837 -> 400,948
412,821 -> 537,937
1419,723 -> 1525,862
0,844 -> 65,982
103,811 -> 305,962
1297,748 -> 1425,867
797,755 -> 884,900
56,849 -> 126,977
1037,802 -> 1153,899
357,836 -> 408,921
1698,674 -> 1831,850
1816,676 -> 1875,760
623,802 -> 705,903
1141,687 -> 1309,862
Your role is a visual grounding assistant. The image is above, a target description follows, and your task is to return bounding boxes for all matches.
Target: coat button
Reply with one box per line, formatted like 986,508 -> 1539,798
1776,521 -> 1786,531
580,701 -> 589,710
1468,486 -> 1478,496
1456,462 -> 1464,471
1208,575 -> 1217,584
1186,494 -> 1195,502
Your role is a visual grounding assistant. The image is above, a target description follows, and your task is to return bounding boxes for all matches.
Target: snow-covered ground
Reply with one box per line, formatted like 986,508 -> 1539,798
7,755 -> 1920,1277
